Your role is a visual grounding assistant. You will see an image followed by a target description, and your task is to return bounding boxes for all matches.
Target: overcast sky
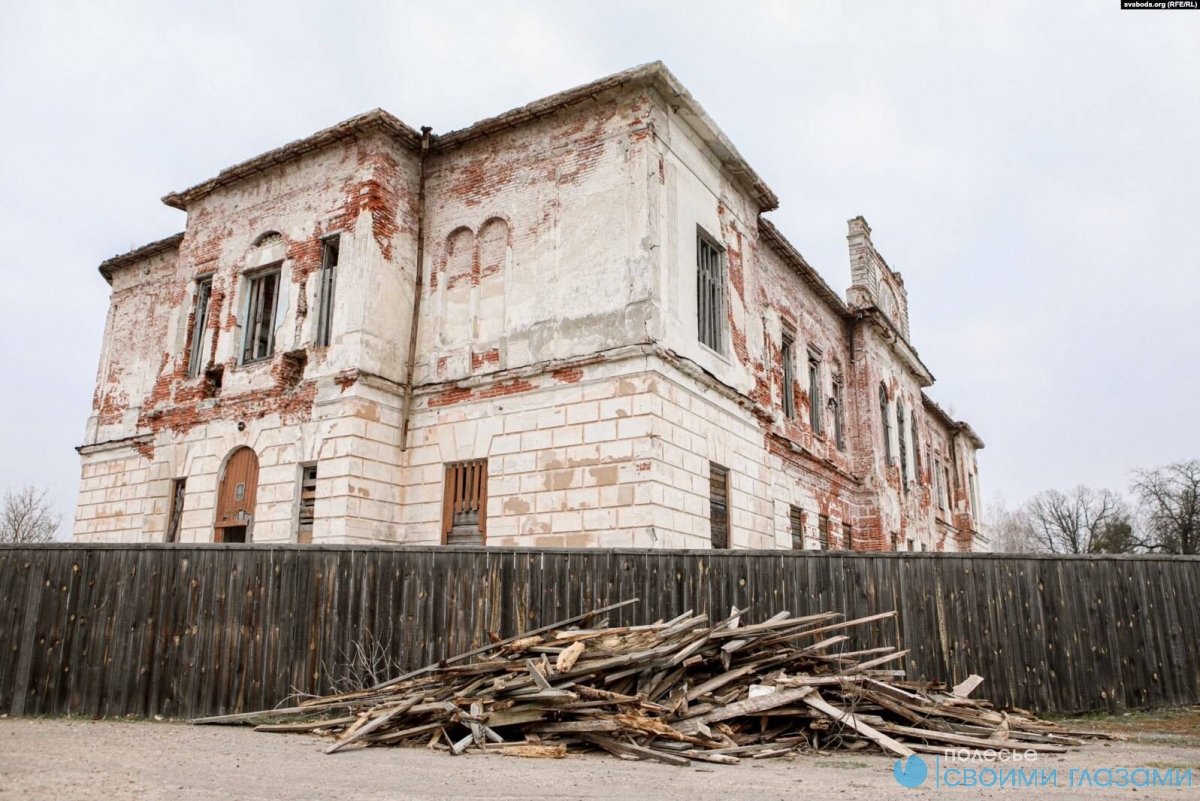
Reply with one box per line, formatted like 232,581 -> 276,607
1,1 -> 1197,532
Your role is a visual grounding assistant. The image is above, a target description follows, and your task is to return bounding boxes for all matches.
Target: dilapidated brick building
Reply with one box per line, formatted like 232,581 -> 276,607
75,62 -> 986,551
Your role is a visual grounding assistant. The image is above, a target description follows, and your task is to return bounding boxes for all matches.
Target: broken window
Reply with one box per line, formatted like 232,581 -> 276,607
165,478 -> 186,543
709,463 -> 729,549
897,401 -> 908,489
442,460 -> 488,546
831,375 -> 845,451
188,278 -> 212,378
808,353 -> 822,435
314,235 -> 339,348
880,384 -> 893,464
788,504 -> 804,550
842,522 -> 853,550
818,515 -> 830,550
242,269 -> 280,364
944,467 -> 953,509
781,333 -> 796,419
297,463 -> 317,544
696,230 -> 726,354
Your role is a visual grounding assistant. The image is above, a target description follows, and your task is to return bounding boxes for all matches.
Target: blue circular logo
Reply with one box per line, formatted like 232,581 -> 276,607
893,755 -> 929,788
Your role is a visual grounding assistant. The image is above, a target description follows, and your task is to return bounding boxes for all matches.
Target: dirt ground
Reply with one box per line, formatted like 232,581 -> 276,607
1,713 -> 1198,801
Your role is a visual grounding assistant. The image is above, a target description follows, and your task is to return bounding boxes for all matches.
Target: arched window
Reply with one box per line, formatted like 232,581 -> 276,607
897,401 -> 909,488
879,384 -> 893,464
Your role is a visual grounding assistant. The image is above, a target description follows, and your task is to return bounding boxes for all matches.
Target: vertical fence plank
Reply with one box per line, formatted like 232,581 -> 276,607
0,546 -> 1198,717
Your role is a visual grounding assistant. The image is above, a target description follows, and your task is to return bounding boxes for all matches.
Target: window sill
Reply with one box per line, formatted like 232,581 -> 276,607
697,341 -> 732,366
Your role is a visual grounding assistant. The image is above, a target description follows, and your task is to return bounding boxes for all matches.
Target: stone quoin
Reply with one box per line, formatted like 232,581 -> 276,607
75,62 -> 985,551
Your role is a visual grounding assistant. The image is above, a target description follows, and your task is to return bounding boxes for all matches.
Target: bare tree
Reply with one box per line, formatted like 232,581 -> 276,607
1131,459 -> 1200,555
1021,486 -> 1132,554
985,494 -> 1038,553
1,486 -> 63,544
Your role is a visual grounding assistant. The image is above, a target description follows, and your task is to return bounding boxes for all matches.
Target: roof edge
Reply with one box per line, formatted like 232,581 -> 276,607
431,61 -> 779,213
922,392 -> 985,449
758,218 -> 849,318
98,232 -> 185,283
162,109 -> 422,210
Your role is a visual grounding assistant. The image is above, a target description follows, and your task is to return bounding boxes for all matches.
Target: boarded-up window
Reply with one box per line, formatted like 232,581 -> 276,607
818,515 -> 830,550
880,384 -> 893,464
696,231 -> 726,353
709,463 -> 729,549
297,464 -> 317,544
911,416 -> 921,480
442,460 -> 488,546
781,333 -> 796,419
314,236 -> 339,348
831,376 -> 845,451
188,278 -> 212,378
842,522 -> 853,550
808,353 -> 822,434
165,478 -> 186,543
242,269 -> 280,363
934,459 -> 944,510
788,505 -> 804,550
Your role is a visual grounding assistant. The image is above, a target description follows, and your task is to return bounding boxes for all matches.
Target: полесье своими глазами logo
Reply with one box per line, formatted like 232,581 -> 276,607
894,755 -> 929,788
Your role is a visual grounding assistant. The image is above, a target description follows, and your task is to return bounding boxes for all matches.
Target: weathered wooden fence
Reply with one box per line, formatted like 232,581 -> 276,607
1,544 -> 1197,718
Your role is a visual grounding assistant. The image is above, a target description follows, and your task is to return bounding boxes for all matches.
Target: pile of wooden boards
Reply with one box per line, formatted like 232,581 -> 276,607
194,599 -> 1099,765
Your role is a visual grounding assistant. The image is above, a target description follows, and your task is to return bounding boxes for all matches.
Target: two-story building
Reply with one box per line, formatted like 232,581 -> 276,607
74,62 -> 985,551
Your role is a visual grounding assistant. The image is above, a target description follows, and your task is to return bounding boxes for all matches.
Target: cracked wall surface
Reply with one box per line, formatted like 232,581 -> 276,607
75,63 -> 984,551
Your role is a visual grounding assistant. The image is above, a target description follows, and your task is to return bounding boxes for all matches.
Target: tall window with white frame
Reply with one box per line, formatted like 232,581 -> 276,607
808,352 -> 822,435
781,332 -> 796,419
187,277 -> 212,378
880,383 -> 893,464
314,235 -> 339,348
242,269 -> 281,364
696,230 -> 726,354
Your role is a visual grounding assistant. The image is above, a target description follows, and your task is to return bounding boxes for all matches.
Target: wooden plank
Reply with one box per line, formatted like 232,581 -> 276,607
802,691 -> 915,758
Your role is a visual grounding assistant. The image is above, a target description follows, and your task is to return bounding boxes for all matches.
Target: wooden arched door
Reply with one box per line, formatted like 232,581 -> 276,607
215,446 -> 259,543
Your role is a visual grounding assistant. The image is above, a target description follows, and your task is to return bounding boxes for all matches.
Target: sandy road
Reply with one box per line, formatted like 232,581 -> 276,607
1,718 -> 1197,800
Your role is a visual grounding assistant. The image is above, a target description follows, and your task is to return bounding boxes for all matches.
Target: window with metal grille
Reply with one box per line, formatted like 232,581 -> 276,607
165,478 -> 186,543
242,269 -> 280,363
808,353 -> 822,434
781,333 -> 796,419
842,522 -> 853,550
709,463 -> 729,549
897,401 -> 908,488
188,278 -> 212,378
314,235 -> 339,348
696,231 -> 726,353
788,505 -> 804,549
831,376 -> 845,450
880,384 -> 893,464
818,515 -> 830,550
297,464 -> 317,544
442,459 -> 488,546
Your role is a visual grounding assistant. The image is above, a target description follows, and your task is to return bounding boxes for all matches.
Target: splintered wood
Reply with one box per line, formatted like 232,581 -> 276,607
194,600 -> 1097,766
